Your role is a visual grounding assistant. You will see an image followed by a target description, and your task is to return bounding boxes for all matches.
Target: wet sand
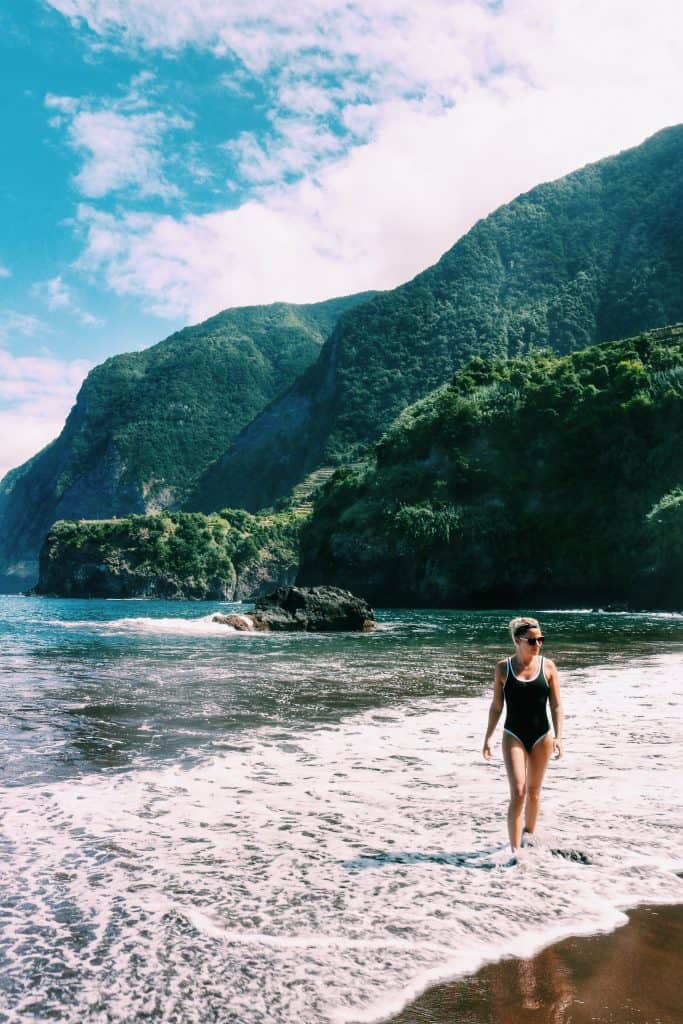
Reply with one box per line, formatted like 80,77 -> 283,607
388,904 -> 682,1024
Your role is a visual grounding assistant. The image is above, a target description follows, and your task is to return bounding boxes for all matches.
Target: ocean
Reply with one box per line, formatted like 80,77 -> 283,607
1,596 -> 681,1023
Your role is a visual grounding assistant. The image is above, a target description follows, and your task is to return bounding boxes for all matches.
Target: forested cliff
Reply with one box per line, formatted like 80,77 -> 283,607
298,325 -> 683,608
35,325 -> 683,606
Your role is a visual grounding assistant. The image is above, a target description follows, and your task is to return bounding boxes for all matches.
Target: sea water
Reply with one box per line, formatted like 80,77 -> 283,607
1,597 -> 681,1023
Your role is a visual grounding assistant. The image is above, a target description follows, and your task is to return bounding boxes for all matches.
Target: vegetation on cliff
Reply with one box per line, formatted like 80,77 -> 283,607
57,296 -> 373,505
34,508 -> 303,600
189,125 -> 683,514
0,293 -> 373,590
298,325 -> 683,608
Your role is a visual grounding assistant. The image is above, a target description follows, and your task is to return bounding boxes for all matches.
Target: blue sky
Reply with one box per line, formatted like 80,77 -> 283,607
1,0 -> 683,478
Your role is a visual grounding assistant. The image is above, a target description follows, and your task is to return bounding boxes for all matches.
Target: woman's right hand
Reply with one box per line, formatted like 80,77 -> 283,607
482,739 -> 493,760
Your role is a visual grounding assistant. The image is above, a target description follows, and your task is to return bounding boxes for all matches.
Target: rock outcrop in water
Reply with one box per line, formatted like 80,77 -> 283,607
212,585 -> 375,632
30,510 -> 300,600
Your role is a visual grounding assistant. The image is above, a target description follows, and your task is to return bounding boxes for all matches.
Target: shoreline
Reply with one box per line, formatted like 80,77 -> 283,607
9,591 -> 683,612
383,903 -> 682,1024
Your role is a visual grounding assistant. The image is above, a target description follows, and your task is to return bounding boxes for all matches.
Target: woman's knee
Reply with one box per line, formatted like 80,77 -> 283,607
526,784 -> 542,802
510,783 -> 526,803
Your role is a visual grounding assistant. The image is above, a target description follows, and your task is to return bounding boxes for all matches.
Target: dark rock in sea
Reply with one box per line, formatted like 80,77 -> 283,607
550,848 -> 592,864
255,585 -> 375,631
212,586 -> 375,632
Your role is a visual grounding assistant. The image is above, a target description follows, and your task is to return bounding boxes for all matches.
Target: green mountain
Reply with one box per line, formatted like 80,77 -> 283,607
0,294 -> 374,591
188,124 -> 683,515
298,325 -> 683,609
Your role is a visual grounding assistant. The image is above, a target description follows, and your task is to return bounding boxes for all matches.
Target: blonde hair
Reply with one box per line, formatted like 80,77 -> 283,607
509,616 -> 540,642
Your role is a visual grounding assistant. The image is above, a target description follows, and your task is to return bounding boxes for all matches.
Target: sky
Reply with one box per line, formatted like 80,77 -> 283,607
1,0 -> 683,480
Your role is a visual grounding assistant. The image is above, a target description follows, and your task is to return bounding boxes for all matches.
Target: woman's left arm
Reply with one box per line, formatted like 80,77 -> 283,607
547,660 -> 564,759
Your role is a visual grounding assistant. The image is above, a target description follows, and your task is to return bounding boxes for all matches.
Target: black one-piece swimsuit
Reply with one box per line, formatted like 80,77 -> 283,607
503,656 -> 550,753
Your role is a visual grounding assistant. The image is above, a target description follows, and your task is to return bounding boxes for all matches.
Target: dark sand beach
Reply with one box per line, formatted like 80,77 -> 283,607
389,904 -> 682,1024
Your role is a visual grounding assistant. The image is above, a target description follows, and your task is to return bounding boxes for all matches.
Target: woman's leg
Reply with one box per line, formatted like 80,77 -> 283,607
502,732 -> 527,850
524,734 -> 554,835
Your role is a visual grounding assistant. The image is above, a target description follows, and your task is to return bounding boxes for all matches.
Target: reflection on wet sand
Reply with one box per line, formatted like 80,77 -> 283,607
389,904 -> 682,1024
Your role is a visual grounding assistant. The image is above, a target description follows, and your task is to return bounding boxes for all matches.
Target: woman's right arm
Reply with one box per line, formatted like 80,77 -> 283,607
482,661 -> 505,760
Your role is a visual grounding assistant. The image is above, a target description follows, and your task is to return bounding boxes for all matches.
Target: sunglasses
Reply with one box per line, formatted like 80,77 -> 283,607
519,636 -> 545,645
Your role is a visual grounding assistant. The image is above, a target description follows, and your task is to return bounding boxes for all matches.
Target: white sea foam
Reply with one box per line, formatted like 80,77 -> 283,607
539,608 -> 683,618
1,652 -> 681,1023
50,614 -> 248,636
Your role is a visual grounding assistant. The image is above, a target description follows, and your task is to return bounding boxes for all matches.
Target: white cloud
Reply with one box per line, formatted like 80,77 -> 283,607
0,348 -> 92,479
0,311 -> 47,340
0,412 -> 64,480
76,86 -> 683,323
45,1 -> 498,85
43,276 -> 71,310
225,120 -> 346,186
0,349 -> 89,393
0,266 -> 11,279
46,85 -> 191,200
72,108 -> 185,198
47,0 -> 683,323
44,93 -> 79,115
36,275 -> 104,326
46,1 -> 508,183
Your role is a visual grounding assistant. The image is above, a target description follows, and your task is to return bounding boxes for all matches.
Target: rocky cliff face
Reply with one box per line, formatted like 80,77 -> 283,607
0,417 -> 147,592
233,551 -> 298,601
187,353 -> 335,515
34,553 -> 297,602
0,293 -> 373,591
35,560 -> 236,601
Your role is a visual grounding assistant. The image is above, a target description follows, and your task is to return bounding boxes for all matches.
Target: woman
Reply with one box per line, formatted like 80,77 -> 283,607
482,617 -> 563,852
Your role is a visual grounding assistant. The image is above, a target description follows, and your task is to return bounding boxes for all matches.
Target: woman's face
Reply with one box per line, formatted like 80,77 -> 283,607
515,626 -> 544,656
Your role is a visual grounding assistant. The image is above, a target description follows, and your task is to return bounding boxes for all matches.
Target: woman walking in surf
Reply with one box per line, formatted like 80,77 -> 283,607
483,617 -> 564,852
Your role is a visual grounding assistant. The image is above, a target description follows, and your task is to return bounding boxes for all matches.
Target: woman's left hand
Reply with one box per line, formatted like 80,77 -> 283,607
553,738 -> 563,759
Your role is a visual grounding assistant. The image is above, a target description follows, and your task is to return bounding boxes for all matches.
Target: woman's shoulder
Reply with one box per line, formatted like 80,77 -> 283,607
542,656 -> 558,677
495,656 -> 510,676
